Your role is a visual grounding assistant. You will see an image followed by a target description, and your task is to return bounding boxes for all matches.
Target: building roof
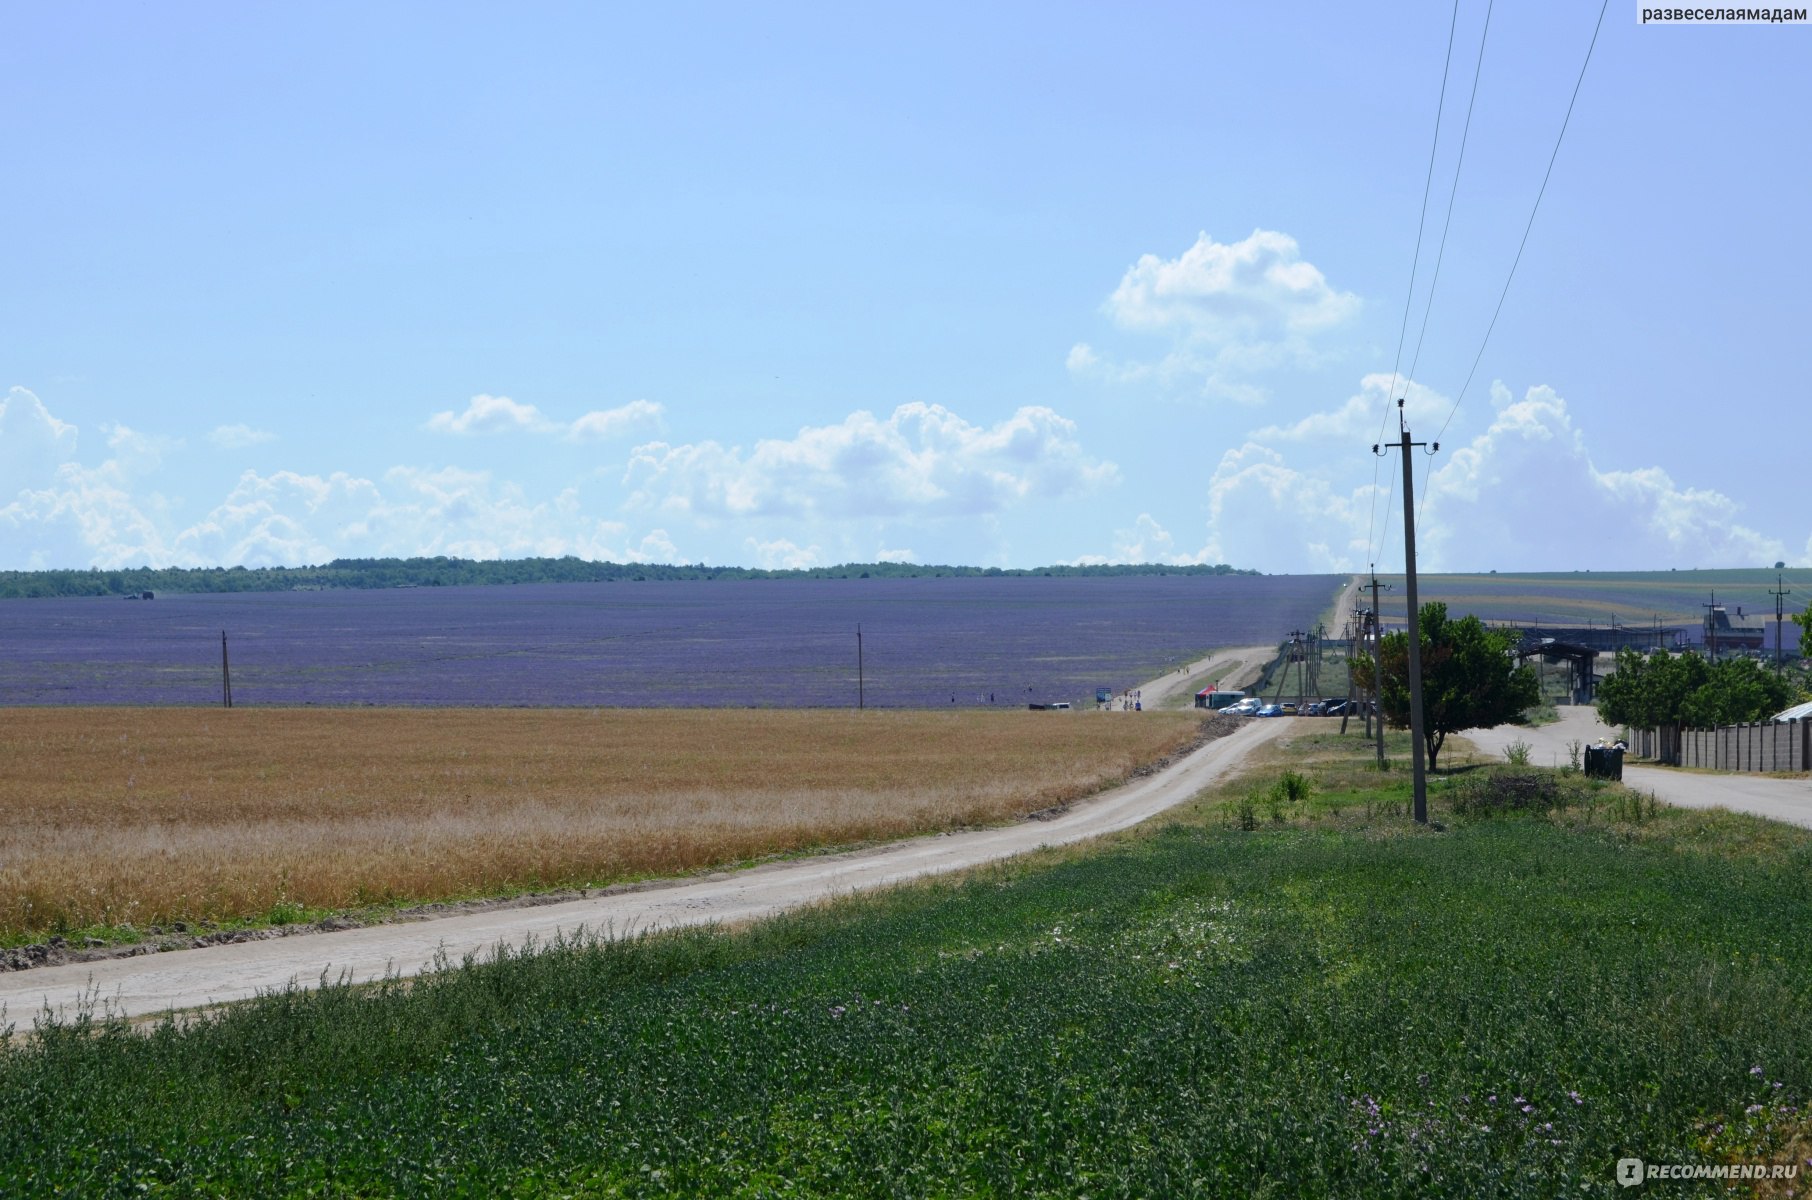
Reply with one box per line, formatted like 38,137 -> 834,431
1772,700 -> 1812,724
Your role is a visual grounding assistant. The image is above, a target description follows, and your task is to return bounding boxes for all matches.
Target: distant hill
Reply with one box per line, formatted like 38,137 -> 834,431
1369,568 -> 1810,628
0,557 -> 1258,599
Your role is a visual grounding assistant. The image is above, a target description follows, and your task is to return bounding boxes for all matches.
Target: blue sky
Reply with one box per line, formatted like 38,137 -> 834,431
2,2 -> 1806,574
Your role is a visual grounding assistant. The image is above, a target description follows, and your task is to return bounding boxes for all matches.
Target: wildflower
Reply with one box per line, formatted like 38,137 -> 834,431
1752,1066 -> 1766,1076
1486,1094 -> 1497,1104
1746,1104 -> 1764,1115
1568,1091 -> 1582,1105
1521,1104 -> 1535,1115
829,1005 -> 846,1018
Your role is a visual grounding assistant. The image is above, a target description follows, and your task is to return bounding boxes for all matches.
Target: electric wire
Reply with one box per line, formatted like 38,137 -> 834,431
1404,0 -> 1494,401
1427,0 -> 1611,454
1365,0 -> 1463,571
1418,0 -> 1608,525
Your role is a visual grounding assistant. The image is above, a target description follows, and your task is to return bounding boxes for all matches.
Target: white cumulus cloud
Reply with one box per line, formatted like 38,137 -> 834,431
623,402 -> 1118,521
1071,229 -> 1358,404
1420,384 -> 1784,570
1106,229 -> 1360,338
208,424 -> 276,449
566,400 -> 664,442
0,386 -> 80,493
1248,374 -> 1450,443
426,393 -> 559,436
1197,444 -> 1377,573
428,393 -> 663,441
746,536 -> 820,569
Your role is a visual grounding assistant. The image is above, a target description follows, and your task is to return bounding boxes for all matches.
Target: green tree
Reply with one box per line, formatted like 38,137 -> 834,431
1596,647 -> 1707,730
1597,648 -> 1794,729
1681,656 -> 1796,726
1375,602 -> 1539,772
1796,607 -> 1812,659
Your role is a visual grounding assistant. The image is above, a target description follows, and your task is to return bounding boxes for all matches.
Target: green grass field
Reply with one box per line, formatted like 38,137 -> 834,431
4,732 -> 1810,1197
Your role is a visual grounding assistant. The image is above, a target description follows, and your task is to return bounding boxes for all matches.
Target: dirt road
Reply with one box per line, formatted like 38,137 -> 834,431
1141,644 -> 1276,709
1,714 -> 1291,1024
1145,576 -> 1357,712
1461,707 -> 1812,829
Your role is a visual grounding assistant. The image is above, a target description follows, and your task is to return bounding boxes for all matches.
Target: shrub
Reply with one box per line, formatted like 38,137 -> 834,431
1236,795 -> 1258,831
1449,769 -> 1564,816
1274,769 -> 1313,804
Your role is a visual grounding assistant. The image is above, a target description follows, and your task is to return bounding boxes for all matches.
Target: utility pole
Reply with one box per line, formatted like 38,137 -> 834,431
1703,591 -> 1719,664
1374,402 -> 1438,824
857,623 -> 864,709
220,630 -> 233,709
1770,575 -> 1792,676
1368,568 -> 1391,767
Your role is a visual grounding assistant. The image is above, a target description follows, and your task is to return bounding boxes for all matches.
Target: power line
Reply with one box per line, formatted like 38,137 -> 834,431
1366,0 -> 1463,569
1418,0 -> 1610,526
1430,0 -> 1611,451
1404,0 -> 1494,396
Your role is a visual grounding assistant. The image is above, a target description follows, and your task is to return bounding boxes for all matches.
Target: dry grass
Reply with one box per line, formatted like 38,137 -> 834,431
0,707 -> 1203,940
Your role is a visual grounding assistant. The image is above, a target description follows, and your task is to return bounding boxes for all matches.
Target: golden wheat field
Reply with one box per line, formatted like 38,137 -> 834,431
0,707 -> 1204,940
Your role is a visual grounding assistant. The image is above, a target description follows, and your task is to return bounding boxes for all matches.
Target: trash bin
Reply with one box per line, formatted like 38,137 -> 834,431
1583,746 -> 1624,781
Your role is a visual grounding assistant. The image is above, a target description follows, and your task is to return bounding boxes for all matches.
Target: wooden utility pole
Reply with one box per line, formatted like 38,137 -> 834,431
857,623 -> 864,709
220,630 -> 233,709
1374,403 -> 1437,824
1770,575 -> 1792,676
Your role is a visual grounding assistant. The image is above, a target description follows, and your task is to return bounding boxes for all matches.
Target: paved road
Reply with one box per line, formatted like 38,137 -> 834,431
1,715 -> 1291,1025
1461,707 -> 1812,829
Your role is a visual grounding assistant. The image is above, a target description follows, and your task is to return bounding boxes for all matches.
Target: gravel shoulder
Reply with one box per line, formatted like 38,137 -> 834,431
1459,706 -> 1812,829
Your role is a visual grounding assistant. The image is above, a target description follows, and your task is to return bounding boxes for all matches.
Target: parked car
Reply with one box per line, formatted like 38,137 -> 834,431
1227,697 -> 1263,715
1256,703 -> 1283,717
1279,702 -> 1299,716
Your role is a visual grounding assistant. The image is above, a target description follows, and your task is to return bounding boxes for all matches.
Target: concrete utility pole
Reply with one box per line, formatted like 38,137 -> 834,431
1770,575 -> 1792,676
1368,569 -> 1391,767
1703,591 -> 1720,664
220,630 -> 233,709
857,623 -> 864,709
1374,402 -> 1438,825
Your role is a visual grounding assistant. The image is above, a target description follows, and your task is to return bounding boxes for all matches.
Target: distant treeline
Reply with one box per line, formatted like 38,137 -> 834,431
0,557 -> 1257,598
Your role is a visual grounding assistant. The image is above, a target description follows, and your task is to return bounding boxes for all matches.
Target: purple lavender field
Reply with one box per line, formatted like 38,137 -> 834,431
0,575 -> 1340,708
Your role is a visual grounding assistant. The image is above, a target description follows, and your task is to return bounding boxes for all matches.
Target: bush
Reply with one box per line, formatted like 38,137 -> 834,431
1449,769 -> 1564,816
1502,739 -> 1532,767
1274,769 -> 1312,804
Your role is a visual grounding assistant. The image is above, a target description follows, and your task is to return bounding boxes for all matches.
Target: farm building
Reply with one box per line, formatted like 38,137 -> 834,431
1689,604 -> 1766,654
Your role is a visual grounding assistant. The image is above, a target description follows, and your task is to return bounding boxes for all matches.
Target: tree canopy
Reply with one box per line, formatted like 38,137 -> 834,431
1368,602 -> 1539,772
0,557 -> 1258,599
1596,648 -> 1796,729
